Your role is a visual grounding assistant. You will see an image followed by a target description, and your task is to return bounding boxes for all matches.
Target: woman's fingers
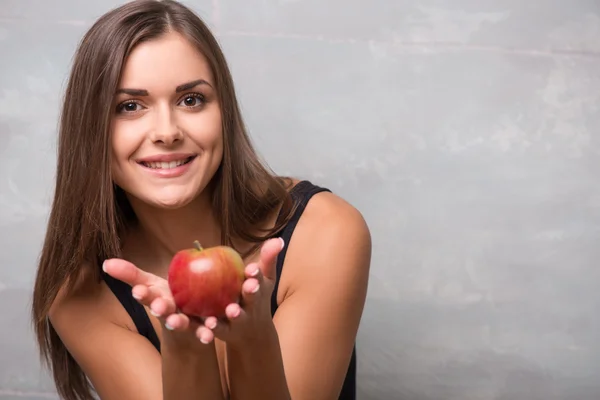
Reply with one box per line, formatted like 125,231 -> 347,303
103,258 -> 159,287
196,324 -> 215,344
131,284 -> 154,303
257,237 -> 284,281
104,258 -> 179,318
149,296 -> 177,318
204,303 -> 248,343
165,313 -> 191,331
244,262 -> 263,283
130,283 -> 176,315
240,275 -> 261,309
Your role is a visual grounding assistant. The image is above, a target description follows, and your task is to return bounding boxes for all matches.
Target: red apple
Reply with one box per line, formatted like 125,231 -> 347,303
167,241 -> 245,319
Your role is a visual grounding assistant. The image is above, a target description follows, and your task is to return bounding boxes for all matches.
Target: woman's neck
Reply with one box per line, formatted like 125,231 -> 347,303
124,191 -> 222,274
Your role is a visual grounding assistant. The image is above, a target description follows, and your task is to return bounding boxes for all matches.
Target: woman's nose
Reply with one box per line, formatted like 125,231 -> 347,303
150,106 -> 183,145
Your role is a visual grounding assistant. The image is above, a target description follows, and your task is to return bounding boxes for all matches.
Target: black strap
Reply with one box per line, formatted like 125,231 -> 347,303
102,272 -> 161,352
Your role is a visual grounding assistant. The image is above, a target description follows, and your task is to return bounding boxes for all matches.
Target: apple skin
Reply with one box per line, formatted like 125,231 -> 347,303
167,241 -> 245,319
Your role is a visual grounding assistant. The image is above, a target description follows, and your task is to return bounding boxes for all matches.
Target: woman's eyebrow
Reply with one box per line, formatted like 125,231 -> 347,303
115,79 -> 213,96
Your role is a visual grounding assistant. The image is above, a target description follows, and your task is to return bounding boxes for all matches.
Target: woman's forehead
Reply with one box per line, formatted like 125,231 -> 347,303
118,31 -> 214,92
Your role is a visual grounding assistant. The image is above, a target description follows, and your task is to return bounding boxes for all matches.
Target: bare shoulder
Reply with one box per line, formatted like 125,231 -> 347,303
286,178 -> 371,245
50,266 -> 125,324
302,189 -> 371,243
278,188 -> 372,299
301,189 -> 371,267
49,266 -> 163,400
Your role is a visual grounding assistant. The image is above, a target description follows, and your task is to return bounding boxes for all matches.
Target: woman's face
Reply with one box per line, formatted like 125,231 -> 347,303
110,31 -> 223,210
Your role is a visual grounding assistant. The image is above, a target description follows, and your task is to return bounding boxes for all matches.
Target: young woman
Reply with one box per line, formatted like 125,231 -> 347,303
30,1 -> 371,399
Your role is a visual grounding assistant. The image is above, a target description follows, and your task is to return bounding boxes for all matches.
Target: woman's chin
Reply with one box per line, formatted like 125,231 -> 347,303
130,191 -> 197,211
151,196 -> 194,210
124,185 -> 208,212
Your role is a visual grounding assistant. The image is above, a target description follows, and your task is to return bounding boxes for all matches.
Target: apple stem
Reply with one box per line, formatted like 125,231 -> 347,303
193,240 -> 203,251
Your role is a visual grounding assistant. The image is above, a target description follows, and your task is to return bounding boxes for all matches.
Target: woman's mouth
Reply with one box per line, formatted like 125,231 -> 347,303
139,155 -> 196,170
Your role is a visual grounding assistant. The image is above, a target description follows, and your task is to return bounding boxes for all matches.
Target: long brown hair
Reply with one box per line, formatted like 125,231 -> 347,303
31,1 -> 295,399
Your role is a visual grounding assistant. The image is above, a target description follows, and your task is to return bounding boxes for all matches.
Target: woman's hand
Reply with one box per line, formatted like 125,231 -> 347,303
101,258 -> 216,345
200,237 -> 285,348
102,236 -> 284,347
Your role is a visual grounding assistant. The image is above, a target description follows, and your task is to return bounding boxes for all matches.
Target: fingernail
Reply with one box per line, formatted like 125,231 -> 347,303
102,261 -> 107,272
278,237 -> 285,250
249,267 -> 259,277
150,309 -> 160,317
251,284 -> 260,294
206,319 -> 217,329
132,293 -> 141,300
200,337 -> 210,344
165,323 -> 174,330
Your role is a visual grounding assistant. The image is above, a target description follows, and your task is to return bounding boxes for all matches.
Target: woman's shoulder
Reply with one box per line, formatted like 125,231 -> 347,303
48,264 -> 136,333
286,177 -> 369,234
276,177 -> 371,300
296,183 -> 371,261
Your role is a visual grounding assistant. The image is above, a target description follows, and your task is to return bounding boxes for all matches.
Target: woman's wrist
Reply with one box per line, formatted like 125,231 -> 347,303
227,319 -> 279,356
161,324 -> 213,356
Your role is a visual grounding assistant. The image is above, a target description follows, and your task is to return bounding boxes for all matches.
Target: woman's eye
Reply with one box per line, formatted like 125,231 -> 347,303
179,94 -> 205,108
117,102 -> 142,113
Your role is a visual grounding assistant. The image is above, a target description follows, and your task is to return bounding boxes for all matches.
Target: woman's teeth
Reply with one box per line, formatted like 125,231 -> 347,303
142,158 -> 190,169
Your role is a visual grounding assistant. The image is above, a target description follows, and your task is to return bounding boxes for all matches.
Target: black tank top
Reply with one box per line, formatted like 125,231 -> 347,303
102,180 -> 357,399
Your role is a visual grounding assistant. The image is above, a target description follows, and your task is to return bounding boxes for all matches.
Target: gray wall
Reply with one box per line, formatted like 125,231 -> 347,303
1,0 -> 599,399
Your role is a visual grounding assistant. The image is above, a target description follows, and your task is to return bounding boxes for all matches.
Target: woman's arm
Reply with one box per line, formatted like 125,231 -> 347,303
226,192 -> 371,400
49,270 -> 226,400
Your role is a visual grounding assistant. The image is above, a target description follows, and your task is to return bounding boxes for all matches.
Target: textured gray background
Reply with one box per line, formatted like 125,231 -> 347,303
1,0 -> 600,399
